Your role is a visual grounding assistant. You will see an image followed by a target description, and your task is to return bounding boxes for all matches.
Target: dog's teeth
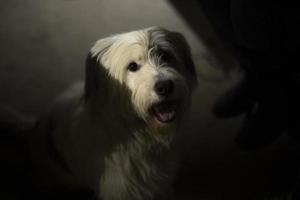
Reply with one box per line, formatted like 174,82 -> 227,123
158,109 -> 176,122
152,101 -> 177,123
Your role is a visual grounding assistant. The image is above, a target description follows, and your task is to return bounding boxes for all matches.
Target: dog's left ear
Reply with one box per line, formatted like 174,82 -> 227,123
168,31 -> 198,88
85,52 -> 99,99
85,37 -> 115,99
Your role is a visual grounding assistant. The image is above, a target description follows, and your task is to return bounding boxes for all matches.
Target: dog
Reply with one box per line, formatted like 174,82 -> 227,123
29,27 -> 197,200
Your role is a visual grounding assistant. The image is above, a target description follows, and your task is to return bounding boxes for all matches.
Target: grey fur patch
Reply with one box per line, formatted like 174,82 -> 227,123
148,27 -> 197,87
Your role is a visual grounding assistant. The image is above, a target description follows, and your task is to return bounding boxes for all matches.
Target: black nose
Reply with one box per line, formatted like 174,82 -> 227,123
154,80 -> 174,97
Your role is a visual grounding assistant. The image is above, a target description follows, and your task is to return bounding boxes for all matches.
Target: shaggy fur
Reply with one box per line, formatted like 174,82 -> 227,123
29,27 -> 197,200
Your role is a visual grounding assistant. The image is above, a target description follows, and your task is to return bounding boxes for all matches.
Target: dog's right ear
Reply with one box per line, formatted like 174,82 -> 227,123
84,38 -> 115,99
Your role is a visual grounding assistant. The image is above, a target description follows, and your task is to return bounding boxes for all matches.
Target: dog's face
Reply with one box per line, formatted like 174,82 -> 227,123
88,27 -> 197,127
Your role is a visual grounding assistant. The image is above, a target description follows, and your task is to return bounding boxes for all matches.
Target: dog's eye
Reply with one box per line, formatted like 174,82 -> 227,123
161,52 -> 172,62
158,50 -> 174,63
127,62 -> 139,72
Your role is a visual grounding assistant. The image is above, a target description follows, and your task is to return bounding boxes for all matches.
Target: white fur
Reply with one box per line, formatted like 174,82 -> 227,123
30,27 -> 197,200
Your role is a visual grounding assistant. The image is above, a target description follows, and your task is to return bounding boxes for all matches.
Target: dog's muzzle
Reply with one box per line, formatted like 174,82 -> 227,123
151,80 -> 183,124
150,100 -> 179,123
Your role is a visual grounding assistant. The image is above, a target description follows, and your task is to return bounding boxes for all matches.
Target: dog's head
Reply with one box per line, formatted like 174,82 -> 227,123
86,27 -> 197,127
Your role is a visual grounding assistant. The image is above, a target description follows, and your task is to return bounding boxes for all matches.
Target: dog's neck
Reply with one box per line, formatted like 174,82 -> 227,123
85,96 -> 175,145
99,130 -> 178,200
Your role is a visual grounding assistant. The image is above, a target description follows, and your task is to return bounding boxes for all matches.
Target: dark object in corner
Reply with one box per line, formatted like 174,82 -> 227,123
206,0 -> 300,149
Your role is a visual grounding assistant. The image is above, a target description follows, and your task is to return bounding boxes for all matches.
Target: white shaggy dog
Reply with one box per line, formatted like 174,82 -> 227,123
29,27 -> 197,200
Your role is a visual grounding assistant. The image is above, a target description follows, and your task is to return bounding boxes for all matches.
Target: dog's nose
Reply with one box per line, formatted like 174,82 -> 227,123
154,80 -> 174,97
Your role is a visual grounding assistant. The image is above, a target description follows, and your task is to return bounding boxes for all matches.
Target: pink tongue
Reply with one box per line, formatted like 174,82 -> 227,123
153,103 -> 176,123
157,110 -> 175,122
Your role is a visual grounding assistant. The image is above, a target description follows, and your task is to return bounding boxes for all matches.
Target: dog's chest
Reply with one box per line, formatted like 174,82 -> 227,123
99,133 -> 176,200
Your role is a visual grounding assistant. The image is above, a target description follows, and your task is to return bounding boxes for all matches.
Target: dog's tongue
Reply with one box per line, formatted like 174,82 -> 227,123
158,110 -> 176,123
152,102 -> 176,123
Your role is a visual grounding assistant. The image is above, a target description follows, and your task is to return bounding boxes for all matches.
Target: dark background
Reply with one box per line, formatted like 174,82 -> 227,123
0,0 -> 299,199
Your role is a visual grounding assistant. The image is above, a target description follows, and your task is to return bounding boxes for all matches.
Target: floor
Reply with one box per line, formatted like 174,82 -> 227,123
0,0 -> 299,199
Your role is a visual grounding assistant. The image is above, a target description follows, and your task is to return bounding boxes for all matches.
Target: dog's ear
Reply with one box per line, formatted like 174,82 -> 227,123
85,52 -> 99,99
85,38 -> 115,99
168,31 -> 198,88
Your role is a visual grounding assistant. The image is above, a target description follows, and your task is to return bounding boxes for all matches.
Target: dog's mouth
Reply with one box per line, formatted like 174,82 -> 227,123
151,101 -> 179,123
